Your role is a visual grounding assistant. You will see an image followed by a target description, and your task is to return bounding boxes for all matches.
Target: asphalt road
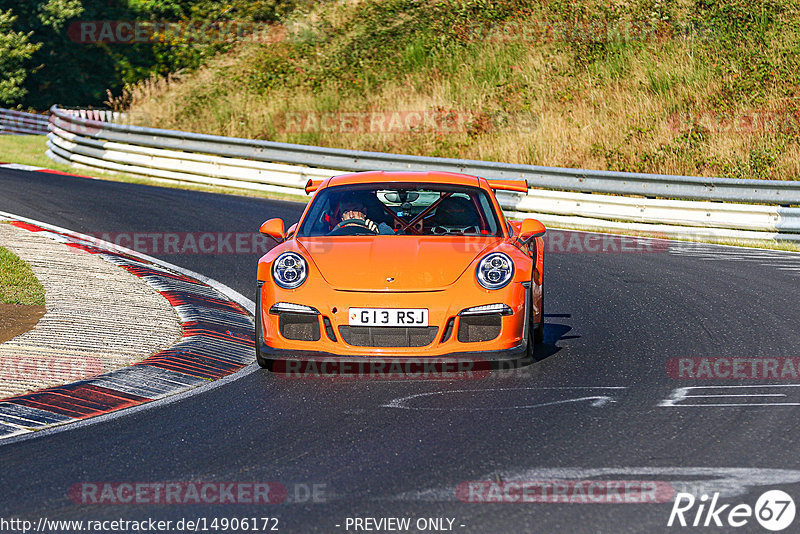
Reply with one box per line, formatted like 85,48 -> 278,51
2,167 -> 800,533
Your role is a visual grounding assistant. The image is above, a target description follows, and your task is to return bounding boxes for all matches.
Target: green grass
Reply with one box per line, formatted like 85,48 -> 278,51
0,246 -> 45,305
0,135 -> 78,173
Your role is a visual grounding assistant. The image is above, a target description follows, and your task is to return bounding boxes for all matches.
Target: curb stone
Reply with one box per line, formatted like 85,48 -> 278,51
0,218 -> 255,440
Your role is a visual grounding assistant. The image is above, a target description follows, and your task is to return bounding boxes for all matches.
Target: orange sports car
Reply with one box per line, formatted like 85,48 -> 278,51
255,171 -> 545,368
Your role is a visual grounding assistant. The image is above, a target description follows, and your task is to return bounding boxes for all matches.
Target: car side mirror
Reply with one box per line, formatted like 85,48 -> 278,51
260,218 -> 285,241
519,218 -> 546,242
286,223 -> 298,237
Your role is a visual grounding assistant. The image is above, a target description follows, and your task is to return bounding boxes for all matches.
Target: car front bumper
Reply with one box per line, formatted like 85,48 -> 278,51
257,278 -> 532,359
258,337 -> 529,363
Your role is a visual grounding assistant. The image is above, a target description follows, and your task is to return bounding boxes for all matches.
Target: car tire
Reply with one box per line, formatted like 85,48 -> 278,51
533,294 -> 544,345
525,288 -> 536,360
254,289 -> 273,370
532,254 -> 544,345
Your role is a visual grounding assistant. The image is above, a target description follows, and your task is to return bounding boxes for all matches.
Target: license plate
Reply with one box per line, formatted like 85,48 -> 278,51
348,308 -> 429,327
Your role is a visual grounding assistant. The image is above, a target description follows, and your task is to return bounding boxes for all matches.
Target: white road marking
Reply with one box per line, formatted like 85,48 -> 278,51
383,387 -> 626,410
0,163 -> 44,171
660,385 -> 800,407
667,242 -> 800,277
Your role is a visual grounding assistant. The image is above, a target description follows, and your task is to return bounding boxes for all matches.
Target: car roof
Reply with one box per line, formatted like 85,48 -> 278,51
325,171 -> 482,189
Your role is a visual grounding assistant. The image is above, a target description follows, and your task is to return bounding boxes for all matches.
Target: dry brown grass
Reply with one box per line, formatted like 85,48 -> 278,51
122,0 -> 800,180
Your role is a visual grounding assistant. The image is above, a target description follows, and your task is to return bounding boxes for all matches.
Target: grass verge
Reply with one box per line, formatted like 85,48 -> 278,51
0,246 -> 45,305
0,135 -> 78,174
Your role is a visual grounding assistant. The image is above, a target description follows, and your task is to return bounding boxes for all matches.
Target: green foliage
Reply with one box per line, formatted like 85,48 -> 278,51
1,0 -> 306,109
38,0 -> 84,31
246,49 -> 296,93
0,10 -> 41,106
690,0 -> 800,105
597,120 -> 715,174
240,0 -> 529,97
693,0 -> 784,34
6,0 -> 800,181
722,141 -> 786,179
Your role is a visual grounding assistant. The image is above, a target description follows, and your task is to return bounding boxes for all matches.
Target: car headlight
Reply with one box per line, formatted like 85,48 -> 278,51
272,252 -> 308,289
476,252 -> 514,290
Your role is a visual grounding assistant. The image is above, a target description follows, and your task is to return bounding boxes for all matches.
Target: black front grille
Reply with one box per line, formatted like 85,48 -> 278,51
458,314 -> 501,343
279,313 -> 321,341
339,326 -> 439,347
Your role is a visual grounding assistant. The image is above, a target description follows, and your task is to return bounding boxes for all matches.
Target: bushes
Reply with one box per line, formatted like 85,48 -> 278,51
0,0 -> 304,109
0,10 -> 40,106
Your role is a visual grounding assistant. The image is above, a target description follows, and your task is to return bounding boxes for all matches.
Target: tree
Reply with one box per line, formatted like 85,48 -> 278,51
0,9 -> 41,106
0,0 -> 305,109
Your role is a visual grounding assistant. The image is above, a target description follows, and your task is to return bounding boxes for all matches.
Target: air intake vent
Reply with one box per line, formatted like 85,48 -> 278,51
339,326 -> 438,347
279,313 -> 321,341
457,314 -> 501,343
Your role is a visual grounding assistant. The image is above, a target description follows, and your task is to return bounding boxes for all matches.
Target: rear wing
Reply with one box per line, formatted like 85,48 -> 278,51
305,179 -> 324,195
307,178 -> 527,194
486,179 -> 528,193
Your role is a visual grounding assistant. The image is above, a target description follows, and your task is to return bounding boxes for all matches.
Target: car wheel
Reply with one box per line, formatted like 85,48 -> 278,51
533,292 -> 544,345
525,286 -> 536,360
254,289 -> 273,370
532,254 -> 544,345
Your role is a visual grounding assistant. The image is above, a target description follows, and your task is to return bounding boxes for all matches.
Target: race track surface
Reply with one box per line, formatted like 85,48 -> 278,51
2,168 -> 800,533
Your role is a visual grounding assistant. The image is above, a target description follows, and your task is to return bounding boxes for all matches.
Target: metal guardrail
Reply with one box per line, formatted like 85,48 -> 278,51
0,108 -> 49,135
46,105 -> 800,242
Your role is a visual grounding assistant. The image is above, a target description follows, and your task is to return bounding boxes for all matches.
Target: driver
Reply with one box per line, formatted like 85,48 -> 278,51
334,192 -> 379,233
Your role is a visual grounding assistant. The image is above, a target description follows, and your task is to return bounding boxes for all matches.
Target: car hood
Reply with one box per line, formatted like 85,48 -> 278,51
297,236 -> 501,291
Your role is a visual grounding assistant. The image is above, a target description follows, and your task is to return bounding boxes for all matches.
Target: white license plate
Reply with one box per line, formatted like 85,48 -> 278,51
348,308 -> 429,327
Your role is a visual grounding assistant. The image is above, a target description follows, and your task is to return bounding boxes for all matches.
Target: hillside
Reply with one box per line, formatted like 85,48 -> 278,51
122,0 -> 800,180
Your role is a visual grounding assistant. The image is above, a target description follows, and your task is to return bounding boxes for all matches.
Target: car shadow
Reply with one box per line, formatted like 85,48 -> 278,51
488,320 -> 576,371
264,318 -> 578,378
532,322 -> 574,362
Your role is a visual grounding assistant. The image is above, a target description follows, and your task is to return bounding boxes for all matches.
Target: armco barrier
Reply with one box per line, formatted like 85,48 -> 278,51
46,105 -> 800,242
0,108 -> 49,136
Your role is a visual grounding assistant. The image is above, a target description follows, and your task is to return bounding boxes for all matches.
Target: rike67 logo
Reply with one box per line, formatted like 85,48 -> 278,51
668,490 -> 795,531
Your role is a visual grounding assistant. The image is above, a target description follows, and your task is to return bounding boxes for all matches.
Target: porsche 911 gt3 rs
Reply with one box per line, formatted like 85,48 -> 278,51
255,171 -> 545,368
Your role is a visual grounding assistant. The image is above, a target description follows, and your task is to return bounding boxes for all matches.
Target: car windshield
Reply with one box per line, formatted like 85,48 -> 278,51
298,184 -> 503,237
